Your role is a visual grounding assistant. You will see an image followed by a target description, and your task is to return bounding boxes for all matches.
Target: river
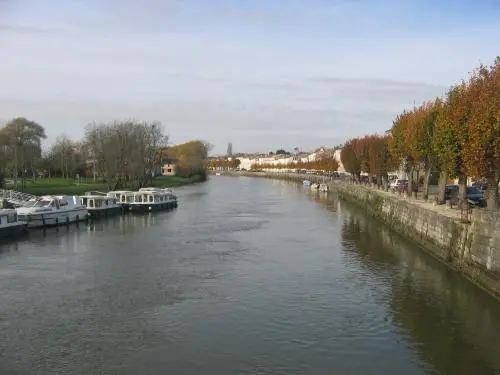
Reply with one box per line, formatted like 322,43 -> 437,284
1,176 -> 500,375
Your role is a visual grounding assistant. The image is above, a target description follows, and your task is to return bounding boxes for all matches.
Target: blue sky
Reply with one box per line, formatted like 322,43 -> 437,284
0,0 -> 498,154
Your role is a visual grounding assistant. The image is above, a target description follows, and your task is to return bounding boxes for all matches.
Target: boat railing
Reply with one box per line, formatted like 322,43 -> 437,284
0,190 -> 38,207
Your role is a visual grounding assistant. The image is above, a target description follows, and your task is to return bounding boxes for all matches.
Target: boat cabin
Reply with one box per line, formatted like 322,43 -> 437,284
25,195 -> 80,211
132,190 -> 174,204
108,191 -> 134,204
81,195 -> 118,210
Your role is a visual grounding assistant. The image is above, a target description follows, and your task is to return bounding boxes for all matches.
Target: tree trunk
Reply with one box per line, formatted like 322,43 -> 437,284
423,167 -> 431,200
407,168 -> 413,198
21,151 -> 26,188
486,174 -> 499,211
413,169 -> 419,198
458,174 -> 468,209
437,171 -> 447,204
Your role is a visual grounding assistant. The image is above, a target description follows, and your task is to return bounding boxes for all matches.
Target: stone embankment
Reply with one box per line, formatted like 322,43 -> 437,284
219,170 -> 500,299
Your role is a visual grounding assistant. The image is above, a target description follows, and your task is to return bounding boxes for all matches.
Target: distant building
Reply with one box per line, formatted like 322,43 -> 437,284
227,142 -> 233,157
162,163 -> 176,176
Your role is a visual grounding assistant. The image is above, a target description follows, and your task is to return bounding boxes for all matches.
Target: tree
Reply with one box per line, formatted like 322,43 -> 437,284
462,58 -> 500,210
389,109 -> 420,196
83,120 -> 168,189
49,134 -> 75,178
0,117 -> 46,187
341,139 -> 361,180
166,140 -> 210,179
405,100 -> 442,199
367,134 -> 394,189
354,137 -> 370,176
434,83 -> 471,207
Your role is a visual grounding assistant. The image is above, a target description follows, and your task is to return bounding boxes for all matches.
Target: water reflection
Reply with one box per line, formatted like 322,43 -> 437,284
339,203 -> 500,375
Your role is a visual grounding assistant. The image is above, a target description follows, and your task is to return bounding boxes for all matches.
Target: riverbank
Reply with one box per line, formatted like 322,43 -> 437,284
221,170 -> 500,300
6,175 -> 204,196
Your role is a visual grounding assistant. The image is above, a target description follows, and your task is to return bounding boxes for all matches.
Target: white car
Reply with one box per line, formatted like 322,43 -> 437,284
390,179 -> 408,190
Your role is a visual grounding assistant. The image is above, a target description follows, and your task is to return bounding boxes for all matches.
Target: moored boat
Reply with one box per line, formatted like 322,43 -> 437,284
319,183 -> 328,192
81,193 -> 123,218
310,183 -> 319,190
0,208 -> 28,238
16,195 -> 88,228
129,187 -> 177,212
303,180 -> 312,187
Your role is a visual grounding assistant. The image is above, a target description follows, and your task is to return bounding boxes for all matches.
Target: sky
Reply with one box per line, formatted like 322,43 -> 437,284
0,0 -> 499,155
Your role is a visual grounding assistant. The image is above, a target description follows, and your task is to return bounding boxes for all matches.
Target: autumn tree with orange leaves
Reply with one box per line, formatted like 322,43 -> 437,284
461,58 -> 499,210
209,158 -> 240,170
343,56 -> 498,209
342,134 -> 394,187
341,138 -> 361,180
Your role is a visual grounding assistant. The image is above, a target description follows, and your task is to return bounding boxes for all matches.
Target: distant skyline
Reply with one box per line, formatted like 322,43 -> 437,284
0,0 -> 499,154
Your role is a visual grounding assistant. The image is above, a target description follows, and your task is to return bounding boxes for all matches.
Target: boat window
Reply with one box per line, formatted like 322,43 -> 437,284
95,199 -> 102,207
82,198 -> 88,206
104,199 -> 109,206
32,199 -> 52,207
149,195 -> 154,203
120,195 -> 126,202
7,212 -> 17,223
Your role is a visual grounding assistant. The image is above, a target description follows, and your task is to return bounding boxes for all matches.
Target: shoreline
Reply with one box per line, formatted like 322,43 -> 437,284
219,170 -> 500,300
7,175 -> 205,196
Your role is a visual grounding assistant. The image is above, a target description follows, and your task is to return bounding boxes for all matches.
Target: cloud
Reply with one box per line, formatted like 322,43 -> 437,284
0,0 -> 498,154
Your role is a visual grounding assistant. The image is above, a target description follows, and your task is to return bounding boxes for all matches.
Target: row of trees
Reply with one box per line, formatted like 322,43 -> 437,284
0,117 -> 210,190
208,158 -> 241,170
341,57 -> 499,210
251,158 -> 339,172
83,120 -> 166,189
341,134 -> 394,187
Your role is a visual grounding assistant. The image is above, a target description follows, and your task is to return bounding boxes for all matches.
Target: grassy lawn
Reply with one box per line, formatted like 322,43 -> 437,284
5,175 -> 198,196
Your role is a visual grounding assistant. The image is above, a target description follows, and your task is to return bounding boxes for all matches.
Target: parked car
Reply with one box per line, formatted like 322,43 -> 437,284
390,179 -> 408,191
444,184 -> 486,207
471,179 -> 488,191
444,184 -> 459,200
467,186 -> 486,207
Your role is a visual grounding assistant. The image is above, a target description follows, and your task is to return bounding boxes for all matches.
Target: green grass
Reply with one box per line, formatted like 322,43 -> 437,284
6,175 -> 200,196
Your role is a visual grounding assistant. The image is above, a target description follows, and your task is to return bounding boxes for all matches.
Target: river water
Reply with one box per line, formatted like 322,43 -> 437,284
1,176 -> 500,375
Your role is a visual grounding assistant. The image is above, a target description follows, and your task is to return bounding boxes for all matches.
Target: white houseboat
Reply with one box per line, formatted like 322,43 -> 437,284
129,187 -> 177,212
16,195 -> 88,228
0,208 -> 28,238
107,190 -> 134,210
310,183 -> 320,190
81,192 -> 123,218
